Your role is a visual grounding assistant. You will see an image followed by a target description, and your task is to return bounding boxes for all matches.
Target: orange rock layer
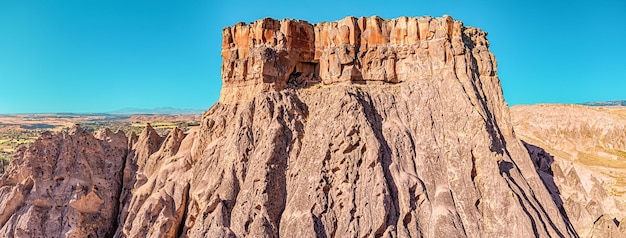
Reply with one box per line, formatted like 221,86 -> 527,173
220,15 -> 494,103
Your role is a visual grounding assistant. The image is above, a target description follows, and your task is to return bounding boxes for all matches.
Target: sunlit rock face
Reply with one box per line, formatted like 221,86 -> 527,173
0,127 -> 128,237
0,16 -> 582,238
185,15 -> 572,237
219,16 -> 495,103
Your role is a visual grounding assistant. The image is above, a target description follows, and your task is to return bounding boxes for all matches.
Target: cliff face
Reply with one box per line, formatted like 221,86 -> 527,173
0,16 -> 578,237
219,16 -> 494,103
199,16 -> 570,237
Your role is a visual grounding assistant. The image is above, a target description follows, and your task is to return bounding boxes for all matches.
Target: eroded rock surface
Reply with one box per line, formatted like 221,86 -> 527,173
183,15 -> 572,237
513,105 -> 626,237
115,126 -> 194,237
0,16 -> 580,237
219,16 -> 494,103
0,126 -> 127,237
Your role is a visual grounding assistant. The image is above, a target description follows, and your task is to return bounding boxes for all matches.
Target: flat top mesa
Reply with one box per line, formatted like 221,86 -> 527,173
219,15 -> 495,102
0,15 -> 585,238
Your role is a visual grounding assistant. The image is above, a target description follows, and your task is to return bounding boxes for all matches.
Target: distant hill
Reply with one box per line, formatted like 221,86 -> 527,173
108,107 -> 203,115
580,100 -> 626,106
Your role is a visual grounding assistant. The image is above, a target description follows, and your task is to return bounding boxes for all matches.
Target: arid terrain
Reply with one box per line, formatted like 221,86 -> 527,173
512,105 -> 626,200
511,105 -> 626,236
0,15 -> 625,237
0,113 -> 201,173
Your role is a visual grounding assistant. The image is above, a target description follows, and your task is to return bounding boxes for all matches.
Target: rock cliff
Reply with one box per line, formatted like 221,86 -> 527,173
0,16 -> 579,237
219,16 -> 494,103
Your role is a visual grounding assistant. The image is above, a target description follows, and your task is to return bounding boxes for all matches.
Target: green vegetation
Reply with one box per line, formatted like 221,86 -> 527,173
0,152 -> 10,174
0,115 -> 200,175
608,149 -> 626,159
131,122 -> 178,129
129,121 -> 199,135
0,130 -> 38,153
0,129 -> 37,173
79,121 -> 144,136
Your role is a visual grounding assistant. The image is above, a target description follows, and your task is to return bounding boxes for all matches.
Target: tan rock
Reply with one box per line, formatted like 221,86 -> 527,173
0,126 -> 128,237
114,127 -> 194,238
182,15 -> 572,238
512,104 -> 626,237
0,16 -> 584,238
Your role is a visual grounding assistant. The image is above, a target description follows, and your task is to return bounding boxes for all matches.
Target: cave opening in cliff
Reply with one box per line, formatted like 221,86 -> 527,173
287,61 -> 320,88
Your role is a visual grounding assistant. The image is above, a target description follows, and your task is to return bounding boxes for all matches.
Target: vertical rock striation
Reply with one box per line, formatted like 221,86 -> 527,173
115,126 -> 194,237
219,16 -> 495,103
187,15 -> 573,237
0,15 -> 580,237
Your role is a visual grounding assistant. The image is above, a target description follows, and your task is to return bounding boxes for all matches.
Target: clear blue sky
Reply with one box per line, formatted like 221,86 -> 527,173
0,0 -> 624,113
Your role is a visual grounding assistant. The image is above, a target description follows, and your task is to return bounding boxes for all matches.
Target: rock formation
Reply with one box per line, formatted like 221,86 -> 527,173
0,16 -> 584,237
512,104 -> 626,237
199,15 -> 575,237
0,126 -> 127,237
116,125 -> 193,237
219,15 -> 495,103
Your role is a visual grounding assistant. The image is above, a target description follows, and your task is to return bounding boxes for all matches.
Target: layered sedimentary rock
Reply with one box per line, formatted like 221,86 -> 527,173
220,16 -> 494,103
512,105 -> 626,237
0,16 -> 581,237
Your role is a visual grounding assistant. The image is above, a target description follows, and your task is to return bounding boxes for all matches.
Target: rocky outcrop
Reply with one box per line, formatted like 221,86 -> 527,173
0,126 -> 127,237
512,105 -> 626,237
114,126 -> 194,237
0,16 -> 581,237
220,15 -> 494,103
188,15 -> 572,237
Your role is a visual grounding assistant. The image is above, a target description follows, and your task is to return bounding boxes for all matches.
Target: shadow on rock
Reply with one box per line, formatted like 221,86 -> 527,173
522,140 -> 579,238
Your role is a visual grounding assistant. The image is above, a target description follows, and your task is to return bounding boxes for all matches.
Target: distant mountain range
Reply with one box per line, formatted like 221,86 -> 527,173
580,100 -> 626,106
108,107 -> 204,115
